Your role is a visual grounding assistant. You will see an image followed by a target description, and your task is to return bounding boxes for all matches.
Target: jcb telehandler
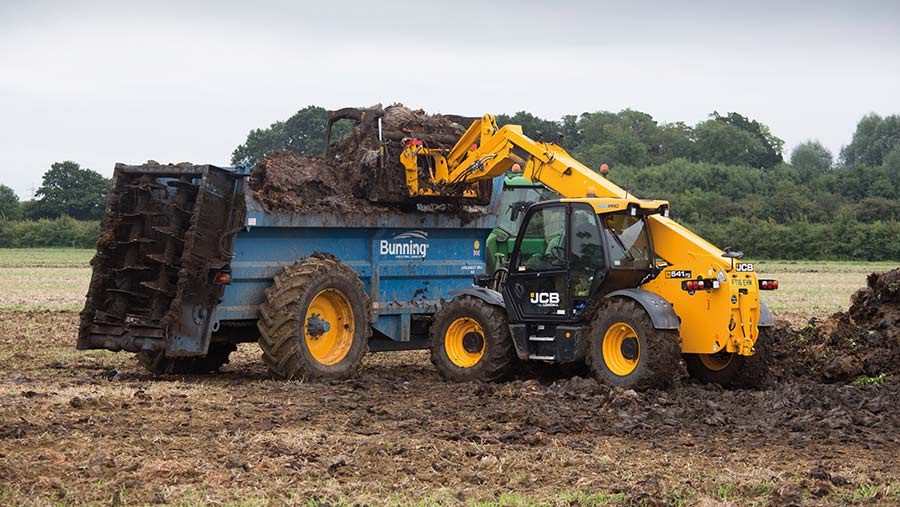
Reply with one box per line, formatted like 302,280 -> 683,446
398,114 -> 778,390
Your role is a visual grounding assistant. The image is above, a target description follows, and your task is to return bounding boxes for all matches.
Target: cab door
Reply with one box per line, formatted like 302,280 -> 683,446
503,203 -> 570,322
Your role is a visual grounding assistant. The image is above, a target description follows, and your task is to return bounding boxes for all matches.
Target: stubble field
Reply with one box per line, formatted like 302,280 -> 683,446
1,249 -> 899,506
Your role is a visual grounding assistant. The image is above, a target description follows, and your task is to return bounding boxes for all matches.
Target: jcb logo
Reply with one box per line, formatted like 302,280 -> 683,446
735,263 -> 754,272
530,292 -> 560,307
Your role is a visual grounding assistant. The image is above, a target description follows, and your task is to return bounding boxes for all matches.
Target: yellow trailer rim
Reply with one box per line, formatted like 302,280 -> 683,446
445,317 -> 485,368
305,288 -> 354,366
602,322 -> 640,376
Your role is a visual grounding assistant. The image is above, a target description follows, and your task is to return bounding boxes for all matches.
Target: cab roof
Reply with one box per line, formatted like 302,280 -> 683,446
559,196 -> 670,215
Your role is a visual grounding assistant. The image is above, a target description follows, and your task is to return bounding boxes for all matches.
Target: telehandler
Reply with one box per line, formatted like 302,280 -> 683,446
397,114 -> 778,389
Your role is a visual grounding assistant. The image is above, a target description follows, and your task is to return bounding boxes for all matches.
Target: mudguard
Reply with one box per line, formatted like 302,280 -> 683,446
448,288 -> 505,308
605,289 -> 680,330
758,300 -> 775,327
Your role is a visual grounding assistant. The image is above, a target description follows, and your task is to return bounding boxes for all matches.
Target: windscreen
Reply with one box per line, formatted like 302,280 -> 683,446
497,185 -> 559,235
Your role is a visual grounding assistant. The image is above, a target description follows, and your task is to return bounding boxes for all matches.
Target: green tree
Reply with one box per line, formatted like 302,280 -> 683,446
710,112 -> 784,169
495,111 -> 563,145
559,114 -> 582,151
655,122 -> 695,162
232,105 -> 331,165
790,140 -> 833,179
29,161 -> 110,220
0,184 -> 22,220
841,113 -> 900,166
883,145 -> 900,181
574,109 -> 661,168
693,120 -> 764,167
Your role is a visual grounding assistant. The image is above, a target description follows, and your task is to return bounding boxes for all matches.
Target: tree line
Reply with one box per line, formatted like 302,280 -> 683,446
232,107 -> 900,261
3,108 -> 899,260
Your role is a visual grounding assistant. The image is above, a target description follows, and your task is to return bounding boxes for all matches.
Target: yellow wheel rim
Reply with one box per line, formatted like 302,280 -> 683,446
698,352 -> 735,372
602,322 -> 640,376
445,317 -> 485,368
304,288 -> 354,366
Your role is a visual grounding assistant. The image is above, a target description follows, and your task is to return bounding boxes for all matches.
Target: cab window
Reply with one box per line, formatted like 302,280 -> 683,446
603,215 -> 652,270
515,206 -> 566,271
570,207 -> 606,296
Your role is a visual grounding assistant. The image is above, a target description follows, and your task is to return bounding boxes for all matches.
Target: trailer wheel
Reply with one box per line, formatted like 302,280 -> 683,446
589,298 -> 681,391
257,254 -> 370,380
684,327 -> 773,389
429,296 -> 516,382
137,343 -> 236,375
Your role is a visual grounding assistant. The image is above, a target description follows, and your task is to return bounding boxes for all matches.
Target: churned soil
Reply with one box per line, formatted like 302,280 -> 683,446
3,310 -> 900,506
767,267 -> 900,384
248,151 -> 389,215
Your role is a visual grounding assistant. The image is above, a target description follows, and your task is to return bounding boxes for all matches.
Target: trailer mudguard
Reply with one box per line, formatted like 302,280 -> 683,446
605,289 -> 680,330
758,300 -> 775,327
448,287 -> 505,308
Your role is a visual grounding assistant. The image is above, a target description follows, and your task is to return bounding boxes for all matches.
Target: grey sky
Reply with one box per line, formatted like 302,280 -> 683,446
1,0 -> 898,198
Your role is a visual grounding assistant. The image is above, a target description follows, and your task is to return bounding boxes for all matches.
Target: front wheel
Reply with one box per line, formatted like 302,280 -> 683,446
684,327 -> 773,389
429,296 -> 516,382
589,298 -> 681,391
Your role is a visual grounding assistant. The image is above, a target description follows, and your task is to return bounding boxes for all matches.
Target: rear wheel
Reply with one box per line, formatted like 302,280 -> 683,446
684,351 -> 742,385
684,327 -> 773,389
257,254 -> 371,380
137,342 -> 236,375
589,298 -> 680,391
430,296 -> 516,382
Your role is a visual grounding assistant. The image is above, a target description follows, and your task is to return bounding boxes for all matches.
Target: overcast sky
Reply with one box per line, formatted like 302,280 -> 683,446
1,0 -> 898,198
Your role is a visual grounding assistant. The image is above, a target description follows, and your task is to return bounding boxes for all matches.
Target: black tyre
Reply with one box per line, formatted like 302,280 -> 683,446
429,296 -> 516,382
257,254 -> 370,380
684,326 -> 772,389
137,342 -> 236,375
589,298 -> 681,391
684,352 -> 742,386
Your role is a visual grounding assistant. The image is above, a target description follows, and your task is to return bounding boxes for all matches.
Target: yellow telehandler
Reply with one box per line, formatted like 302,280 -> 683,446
398,114 -> 778,390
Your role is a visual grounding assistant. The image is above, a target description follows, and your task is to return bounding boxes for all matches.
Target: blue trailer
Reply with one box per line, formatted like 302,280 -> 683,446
78,162 -> 500,378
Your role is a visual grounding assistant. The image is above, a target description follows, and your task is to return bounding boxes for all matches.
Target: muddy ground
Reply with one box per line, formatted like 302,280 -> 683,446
766,268 -> 900,385
2,307 -> 900,506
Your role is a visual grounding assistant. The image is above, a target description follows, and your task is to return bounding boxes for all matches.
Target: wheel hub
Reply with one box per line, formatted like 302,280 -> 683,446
602,322 -> 641,377
620,337 -> 639,360
462,332 -> 485,354
306,314 -> 331,338
304,288 -> 355,366
445,317 -> 486,368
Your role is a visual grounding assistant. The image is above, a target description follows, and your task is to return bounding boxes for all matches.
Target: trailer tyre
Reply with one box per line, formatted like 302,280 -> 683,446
137,343 -> 236,375
257,254 -> 370,380
429,296 -> 516,382
589,298 -> 681,391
